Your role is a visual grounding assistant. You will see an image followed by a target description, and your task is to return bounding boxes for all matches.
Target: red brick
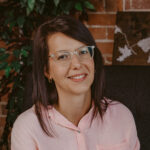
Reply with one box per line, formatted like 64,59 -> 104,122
0,0 -> 7,2
106,55 -> 112,63
0,70 -> 4,77
105,0 -> 117,11
0,127 -> 8,150
0,40 -> 6,48
0,104 -> 7,115
0,94 -> 8,102
0,82 -> 12,102
90,0 -> 105,12
0,145 -> 7,150
88,27 -> 106,39
117,0 -> 123,11
96,42 -> 114,54
107,27 -> 115,40
0,127 -> 4,139
132,0 -> 150,9
0,117 -> 6,127
125,0 -> 131,9
87,14 -> 116,25
103,54 -> 113,65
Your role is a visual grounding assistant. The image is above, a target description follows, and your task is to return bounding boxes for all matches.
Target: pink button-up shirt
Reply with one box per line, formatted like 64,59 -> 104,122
11,101 -> 140,150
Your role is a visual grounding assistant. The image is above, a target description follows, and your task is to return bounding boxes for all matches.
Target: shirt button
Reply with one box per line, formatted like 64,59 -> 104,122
77,130 -> 80,133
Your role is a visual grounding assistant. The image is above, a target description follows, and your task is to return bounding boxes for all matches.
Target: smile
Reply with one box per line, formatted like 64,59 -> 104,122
68,74 -> 87,82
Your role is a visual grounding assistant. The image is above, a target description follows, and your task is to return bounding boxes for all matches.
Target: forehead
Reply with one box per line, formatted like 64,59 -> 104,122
47,32 -> 85,53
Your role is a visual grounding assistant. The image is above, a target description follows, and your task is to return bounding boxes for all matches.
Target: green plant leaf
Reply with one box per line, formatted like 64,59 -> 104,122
54,0 -> 60,7
39,0 -> 45,2
26,7 -> 31,15
9,21 -> 16,32
0,62 -> 8,70
84,1 -> 95,10
17,16 -> 25,28
11,61 -> 21,73
5,65 -> 11,77
35,3 -> 45,14
13,50 -> 21,58
60,1 -> 74,14
0,53 -> 9,61
0,0 -> 96,148
75,2 -> 82,11
20,0 -> 27,7
5,17 -> 13,25
1,32 -> 9,41
28,0 -> 35,11
65,1 -> 74,10
4,11 -> 14,25
52,7 -> 57,15
0,48 -> 6,53
21,49 -> 28,57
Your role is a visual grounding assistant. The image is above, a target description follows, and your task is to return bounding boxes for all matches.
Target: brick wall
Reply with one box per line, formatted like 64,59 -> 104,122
86,0 -> 150,65
0,0 -> 150,144
0,40 -> 8,142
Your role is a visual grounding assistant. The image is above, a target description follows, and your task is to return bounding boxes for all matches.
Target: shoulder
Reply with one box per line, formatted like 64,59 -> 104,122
14,105 -> 37,123
12,106 -> 38,133
103,99 -> 135,128
105,99 -> 133,117
101,99 -> 138,140
11,106 -> 40,150
103,99 -> 140,149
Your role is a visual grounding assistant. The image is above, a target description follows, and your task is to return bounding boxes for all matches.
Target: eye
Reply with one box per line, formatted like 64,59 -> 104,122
87,47 -> 93,56
57,53 -> 70,60
79,47 -> 88,55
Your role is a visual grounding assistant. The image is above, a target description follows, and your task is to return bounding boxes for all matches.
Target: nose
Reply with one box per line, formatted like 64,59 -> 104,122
70,54 -> 81,70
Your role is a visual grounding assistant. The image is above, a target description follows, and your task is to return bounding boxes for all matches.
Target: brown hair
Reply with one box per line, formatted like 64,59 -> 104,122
32,15 -> 108,136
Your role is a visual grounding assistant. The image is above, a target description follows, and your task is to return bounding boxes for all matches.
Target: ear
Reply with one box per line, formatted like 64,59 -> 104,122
44,66 -> 52,79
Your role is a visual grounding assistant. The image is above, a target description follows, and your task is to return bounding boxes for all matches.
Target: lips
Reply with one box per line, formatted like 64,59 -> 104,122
68,73 -> 87,82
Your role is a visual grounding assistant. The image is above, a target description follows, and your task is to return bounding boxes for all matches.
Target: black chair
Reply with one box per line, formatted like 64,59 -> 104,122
104,66 -> 150,150
23,66 -> 150,150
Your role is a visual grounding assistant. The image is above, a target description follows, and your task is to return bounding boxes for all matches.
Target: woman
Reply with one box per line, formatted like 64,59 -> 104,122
11,16 -> 140,150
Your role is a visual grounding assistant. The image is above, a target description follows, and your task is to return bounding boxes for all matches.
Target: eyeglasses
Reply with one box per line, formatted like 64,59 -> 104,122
49,45 -> 95,65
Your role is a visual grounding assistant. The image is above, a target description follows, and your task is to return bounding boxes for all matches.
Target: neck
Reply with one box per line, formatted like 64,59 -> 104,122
54,90 -> 92,126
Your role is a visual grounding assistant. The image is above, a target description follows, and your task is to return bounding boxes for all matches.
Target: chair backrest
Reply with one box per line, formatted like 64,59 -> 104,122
104,65 -> 150,150
23,65 -> 150,150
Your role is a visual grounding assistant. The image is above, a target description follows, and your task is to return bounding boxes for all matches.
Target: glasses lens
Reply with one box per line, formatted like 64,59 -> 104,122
79,47 -> 89,57
87,46 -> 94,57
56,52 -> 70,61
50,46 -> 94,64
78,46 -> 94,58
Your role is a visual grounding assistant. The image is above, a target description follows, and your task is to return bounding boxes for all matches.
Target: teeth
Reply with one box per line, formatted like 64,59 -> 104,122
70,75 -> 85,79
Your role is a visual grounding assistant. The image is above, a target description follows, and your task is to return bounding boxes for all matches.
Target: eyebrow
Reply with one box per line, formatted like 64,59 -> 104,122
55,45 -> 86,52
55,50 -> 70,52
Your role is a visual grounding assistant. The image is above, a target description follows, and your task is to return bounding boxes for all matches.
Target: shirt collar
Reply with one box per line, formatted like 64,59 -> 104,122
48,105 -> 94,131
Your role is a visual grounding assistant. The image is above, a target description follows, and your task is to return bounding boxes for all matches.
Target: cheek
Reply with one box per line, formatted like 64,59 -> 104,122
89,60 -> 95,82
50,63 -> 68,80
88,59 -> 95,73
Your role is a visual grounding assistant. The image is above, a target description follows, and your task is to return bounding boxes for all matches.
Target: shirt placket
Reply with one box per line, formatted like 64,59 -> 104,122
75,129 -> 87,150
49,107 -> 92,150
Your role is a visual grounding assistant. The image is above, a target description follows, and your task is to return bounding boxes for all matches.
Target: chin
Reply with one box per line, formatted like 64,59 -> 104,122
69,85 -> 91,95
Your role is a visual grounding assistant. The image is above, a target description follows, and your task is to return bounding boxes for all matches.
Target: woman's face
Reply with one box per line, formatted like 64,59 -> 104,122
46,32 -> 95,96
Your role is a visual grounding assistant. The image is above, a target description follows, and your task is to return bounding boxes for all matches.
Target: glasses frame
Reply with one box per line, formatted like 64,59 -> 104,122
49,45 -> 95,63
